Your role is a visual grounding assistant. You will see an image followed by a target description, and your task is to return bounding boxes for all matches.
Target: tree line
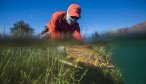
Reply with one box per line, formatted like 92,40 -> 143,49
0,20 -> 35,39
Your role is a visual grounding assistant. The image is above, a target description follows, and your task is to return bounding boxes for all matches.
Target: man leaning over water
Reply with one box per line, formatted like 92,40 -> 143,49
41,4 -> 82,41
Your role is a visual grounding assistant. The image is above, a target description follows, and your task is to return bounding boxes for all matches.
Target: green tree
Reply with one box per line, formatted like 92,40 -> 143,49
10,20 -> 34,39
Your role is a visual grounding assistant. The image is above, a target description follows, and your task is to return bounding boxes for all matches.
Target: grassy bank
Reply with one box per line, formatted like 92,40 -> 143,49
0,40 -> 123,84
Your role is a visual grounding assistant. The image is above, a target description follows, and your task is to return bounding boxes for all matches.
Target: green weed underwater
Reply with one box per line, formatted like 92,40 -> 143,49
0,45 -> 124,84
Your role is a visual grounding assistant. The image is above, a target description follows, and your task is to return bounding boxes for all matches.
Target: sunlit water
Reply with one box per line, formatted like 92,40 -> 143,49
108,39 -> 146,84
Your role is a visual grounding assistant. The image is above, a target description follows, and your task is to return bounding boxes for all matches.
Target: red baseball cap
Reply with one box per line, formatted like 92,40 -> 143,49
68,4 -> 81,18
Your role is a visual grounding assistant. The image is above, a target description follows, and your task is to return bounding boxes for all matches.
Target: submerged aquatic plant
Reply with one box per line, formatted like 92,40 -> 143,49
0,44 -> 123,84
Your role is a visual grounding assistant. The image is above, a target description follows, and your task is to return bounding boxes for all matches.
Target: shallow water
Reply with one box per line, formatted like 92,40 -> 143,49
108,39 -> 146,84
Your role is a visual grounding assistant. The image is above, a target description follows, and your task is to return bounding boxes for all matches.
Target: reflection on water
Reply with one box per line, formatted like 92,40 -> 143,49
108,40 -> 146,84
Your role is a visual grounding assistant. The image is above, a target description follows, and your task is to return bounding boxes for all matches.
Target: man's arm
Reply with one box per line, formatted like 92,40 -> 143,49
46,12 -> 62,40
74,24 -> 82,41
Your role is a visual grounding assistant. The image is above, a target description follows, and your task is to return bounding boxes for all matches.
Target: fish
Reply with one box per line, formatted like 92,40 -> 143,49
59,45 -> 115,69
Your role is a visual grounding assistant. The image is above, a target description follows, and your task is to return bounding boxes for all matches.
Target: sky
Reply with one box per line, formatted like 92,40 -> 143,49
0,0 -> 146,36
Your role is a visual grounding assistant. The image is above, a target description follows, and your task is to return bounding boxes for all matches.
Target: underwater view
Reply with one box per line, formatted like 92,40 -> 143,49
108,39 -> 146,84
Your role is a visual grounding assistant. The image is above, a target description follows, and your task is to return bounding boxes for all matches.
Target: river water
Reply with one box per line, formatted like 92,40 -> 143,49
108,39 -> 146,84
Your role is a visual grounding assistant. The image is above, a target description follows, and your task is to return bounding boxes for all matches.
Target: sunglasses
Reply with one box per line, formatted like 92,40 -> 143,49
70,16 -> 79,20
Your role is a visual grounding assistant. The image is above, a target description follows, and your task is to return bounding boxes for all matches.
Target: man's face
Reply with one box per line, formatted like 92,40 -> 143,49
66,12 -> 79,25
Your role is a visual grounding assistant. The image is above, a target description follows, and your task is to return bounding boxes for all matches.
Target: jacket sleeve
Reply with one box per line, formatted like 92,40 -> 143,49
74,24 -> 82,41
46,12 -> 61,40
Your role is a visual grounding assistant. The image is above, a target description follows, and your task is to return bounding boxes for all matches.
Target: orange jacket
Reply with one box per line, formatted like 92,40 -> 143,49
46,11 -> 82,41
